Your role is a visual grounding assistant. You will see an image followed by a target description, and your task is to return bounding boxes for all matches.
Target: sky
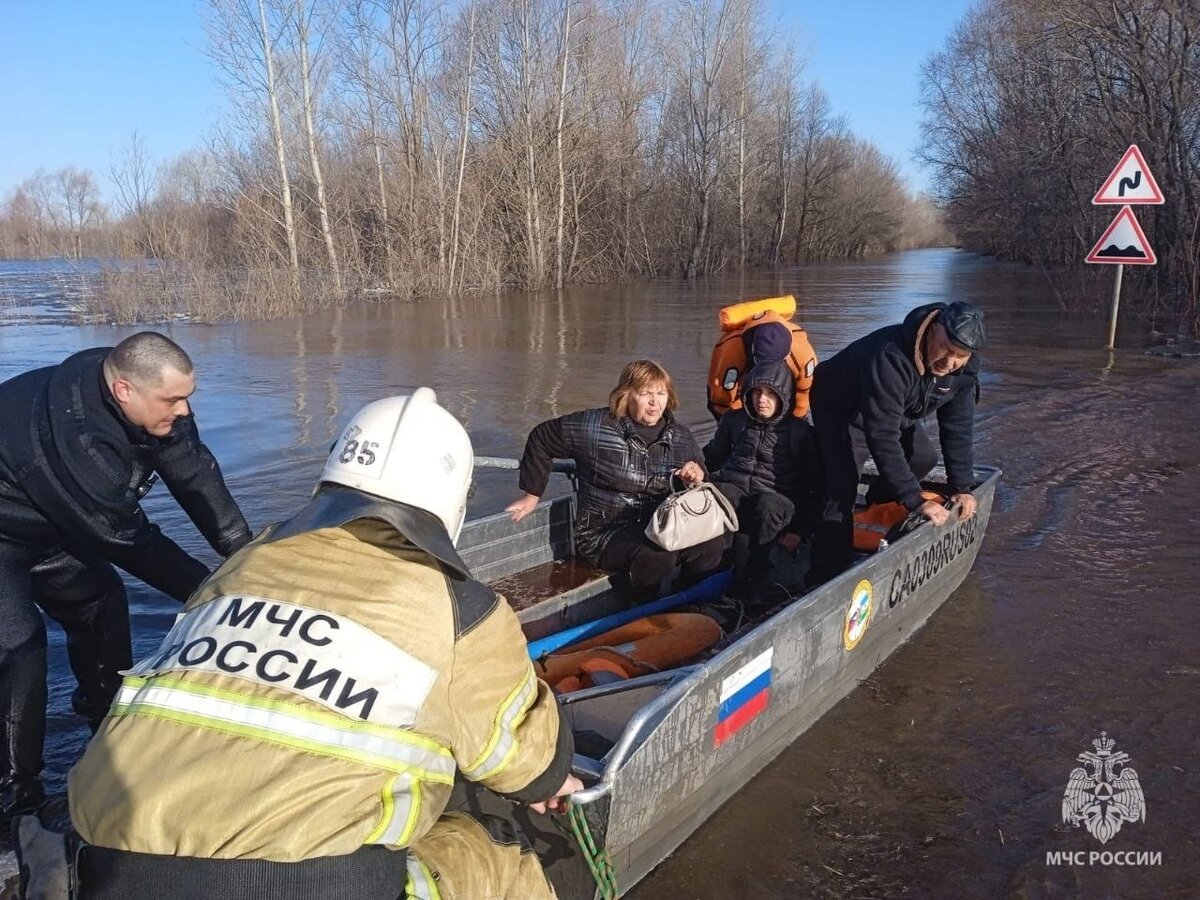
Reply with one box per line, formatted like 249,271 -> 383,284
783,1 -> 977,194
0,0 -> 976,203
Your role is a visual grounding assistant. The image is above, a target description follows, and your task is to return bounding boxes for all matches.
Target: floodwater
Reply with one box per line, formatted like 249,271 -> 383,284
1,250 -> 1196,897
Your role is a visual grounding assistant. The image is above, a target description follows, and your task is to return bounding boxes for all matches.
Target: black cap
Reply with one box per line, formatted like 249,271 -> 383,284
938,301 -> 986,352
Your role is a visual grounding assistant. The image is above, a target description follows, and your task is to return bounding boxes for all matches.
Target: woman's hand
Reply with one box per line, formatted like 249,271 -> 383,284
506,493 -> 540,522
675,460 -> 705,486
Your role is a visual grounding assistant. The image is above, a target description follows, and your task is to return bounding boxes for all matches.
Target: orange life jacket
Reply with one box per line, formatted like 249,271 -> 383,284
534,613 -> 722,693
852,491 -> 944,552
707,295 -> 818,421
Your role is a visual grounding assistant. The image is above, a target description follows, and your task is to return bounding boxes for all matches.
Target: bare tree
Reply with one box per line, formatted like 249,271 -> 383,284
765,49 -> 801,265
518,0 -> 548,286
789,86 -> 847,262
380,0 -> 443,264
55,168 -> 104,258
725,0 -> 766,269
920,0 -> 1199,330
662,0 -> 744,278
1,177 -> 54,257
337,0 -> 395,285
553,0 -> 573,289
295,0 -> 343,295
205,0 -> 303,299
108,136 -> 151,221
1,0 -> 952,320
449,1 -> 478,291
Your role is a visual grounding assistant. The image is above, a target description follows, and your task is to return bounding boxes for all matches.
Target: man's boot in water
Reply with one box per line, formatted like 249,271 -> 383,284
1,777 -> 46,818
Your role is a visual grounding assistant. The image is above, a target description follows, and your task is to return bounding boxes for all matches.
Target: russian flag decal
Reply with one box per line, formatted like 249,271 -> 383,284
713,648 -> 773,747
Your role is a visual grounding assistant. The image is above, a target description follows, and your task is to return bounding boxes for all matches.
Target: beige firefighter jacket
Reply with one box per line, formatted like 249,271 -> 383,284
69,517 -> 573,862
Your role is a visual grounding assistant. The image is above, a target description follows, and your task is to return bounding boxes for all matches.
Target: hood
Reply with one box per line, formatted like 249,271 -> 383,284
51,347 -> 143,444
741,320 -> 793,366
267,483 -> 471,579
900,303 -> 946,376
742,361 -> 793,425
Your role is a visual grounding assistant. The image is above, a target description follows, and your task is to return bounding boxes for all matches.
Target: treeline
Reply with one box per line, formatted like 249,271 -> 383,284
0,0 -> 949,321
920,0 -> 1199,333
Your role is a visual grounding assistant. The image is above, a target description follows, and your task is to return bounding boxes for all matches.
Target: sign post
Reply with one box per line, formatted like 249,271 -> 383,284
1105,265 -> 1124,350
1086,145 -> 1164,349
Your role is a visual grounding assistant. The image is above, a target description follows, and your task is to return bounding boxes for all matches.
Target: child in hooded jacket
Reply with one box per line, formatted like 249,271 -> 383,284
704,360 -> 823,600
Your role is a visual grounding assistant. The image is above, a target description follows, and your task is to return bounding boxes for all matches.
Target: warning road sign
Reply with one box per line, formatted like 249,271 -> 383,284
1093,145 -> 1164,205
1086,206 -> 1157,265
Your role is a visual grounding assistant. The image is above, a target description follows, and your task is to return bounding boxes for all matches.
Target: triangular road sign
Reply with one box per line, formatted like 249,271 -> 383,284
1086,206 -> 1157,265
1093,145 -> 1164,205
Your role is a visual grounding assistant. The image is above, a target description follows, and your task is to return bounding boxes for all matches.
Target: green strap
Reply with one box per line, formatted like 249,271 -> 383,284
562,802 -> 618,899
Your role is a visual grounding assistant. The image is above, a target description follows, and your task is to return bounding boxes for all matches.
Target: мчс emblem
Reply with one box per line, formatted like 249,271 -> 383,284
842,580 -> 873,650
1061,732 -> 1145,844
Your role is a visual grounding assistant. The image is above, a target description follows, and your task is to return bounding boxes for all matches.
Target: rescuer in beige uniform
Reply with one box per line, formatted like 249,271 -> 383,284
63,388 -> 581,899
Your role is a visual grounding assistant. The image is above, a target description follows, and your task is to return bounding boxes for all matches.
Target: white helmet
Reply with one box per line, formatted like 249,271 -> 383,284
321,388 -> 474,542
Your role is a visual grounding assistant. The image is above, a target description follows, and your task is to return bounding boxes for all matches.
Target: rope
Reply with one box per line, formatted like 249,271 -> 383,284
556,801 -> 618,899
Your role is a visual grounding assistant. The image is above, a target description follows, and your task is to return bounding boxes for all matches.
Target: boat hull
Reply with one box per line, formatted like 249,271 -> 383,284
456,466 -> 1000,898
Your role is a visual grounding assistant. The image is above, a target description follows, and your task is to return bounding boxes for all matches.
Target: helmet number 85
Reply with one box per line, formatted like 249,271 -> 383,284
338,439 -> 379,466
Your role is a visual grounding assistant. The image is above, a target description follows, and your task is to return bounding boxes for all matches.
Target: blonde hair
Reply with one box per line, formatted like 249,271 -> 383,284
608,359 -> 679,418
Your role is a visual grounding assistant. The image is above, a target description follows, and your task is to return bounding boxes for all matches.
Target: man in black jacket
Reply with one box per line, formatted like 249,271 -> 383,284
0,332 -> 251,815
806,302 -> 985,586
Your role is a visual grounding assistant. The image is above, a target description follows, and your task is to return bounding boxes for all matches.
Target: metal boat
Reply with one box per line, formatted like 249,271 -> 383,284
454,461 -> 1002,898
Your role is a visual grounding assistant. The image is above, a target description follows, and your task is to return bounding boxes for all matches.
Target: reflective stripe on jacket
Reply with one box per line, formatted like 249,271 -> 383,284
69,517 -> 572,862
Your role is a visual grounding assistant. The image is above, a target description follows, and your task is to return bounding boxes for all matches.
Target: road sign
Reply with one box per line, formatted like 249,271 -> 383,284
1093,145 -> 1164,205
1086,206 -> 1156,265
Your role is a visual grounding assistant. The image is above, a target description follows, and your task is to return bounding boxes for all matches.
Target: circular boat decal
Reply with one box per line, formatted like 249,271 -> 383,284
843,580 -> 874,650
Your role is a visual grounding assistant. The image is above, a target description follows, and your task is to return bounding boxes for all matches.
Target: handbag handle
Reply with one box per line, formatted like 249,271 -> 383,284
675,490 -> 714,516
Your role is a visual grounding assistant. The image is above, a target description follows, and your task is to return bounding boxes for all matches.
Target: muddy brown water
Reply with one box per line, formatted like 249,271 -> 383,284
1,249 -> 1196,897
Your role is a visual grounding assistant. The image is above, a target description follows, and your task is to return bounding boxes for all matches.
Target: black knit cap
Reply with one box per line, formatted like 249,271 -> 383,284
939,301 -> 986,351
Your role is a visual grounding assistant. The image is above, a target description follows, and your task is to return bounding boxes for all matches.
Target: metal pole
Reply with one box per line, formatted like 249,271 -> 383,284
1104,263 -> 1124,350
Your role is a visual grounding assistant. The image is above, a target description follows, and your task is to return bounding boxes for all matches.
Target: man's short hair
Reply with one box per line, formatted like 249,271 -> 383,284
105,332 -> 194,386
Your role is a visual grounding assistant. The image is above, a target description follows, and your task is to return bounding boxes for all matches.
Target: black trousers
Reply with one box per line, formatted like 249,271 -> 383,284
77,843 -> 408,900
597,525 -> 726,605
712,484 -> 794,591
807,412 -> 938,585
0,539 -> 130,784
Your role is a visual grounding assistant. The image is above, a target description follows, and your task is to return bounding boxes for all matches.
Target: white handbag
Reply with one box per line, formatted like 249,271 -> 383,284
645,482 -> 739,551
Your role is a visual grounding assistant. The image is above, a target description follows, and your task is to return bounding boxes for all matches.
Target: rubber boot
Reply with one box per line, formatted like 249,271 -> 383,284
2,777 -> 46,818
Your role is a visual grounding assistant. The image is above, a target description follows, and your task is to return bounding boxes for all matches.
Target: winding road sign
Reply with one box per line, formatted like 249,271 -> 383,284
1093,145 -> 1164,205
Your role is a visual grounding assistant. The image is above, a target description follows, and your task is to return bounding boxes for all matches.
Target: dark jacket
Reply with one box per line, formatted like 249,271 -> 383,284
810,302 -> 980,508
704,363 -> 822,535
518,407 -> 706,561
0,347 -> 252,601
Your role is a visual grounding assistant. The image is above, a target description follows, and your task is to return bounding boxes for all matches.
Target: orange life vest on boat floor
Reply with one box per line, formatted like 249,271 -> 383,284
853,491 -> 944,552
534,613 -> 723,693
707,295 -> 818,421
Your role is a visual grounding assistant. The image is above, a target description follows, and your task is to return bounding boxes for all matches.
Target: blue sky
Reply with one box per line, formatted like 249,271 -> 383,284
1,3 -> 222,201
1,0 -> 975,202
786,1 -> 977,193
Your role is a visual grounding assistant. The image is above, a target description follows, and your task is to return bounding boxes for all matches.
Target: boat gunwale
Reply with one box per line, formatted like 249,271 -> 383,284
567,463 -> 1002,806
